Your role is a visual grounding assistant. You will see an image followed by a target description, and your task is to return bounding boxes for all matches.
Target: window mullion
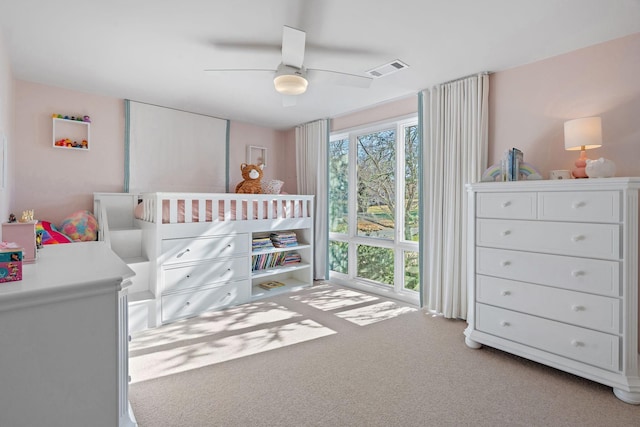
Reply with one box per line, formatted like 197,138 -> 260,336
347,133 -> 358,279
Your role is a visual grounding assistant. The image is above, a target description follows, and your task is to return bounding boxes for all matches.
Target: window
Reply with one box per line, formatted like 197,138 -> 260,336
329,116 -> 419,303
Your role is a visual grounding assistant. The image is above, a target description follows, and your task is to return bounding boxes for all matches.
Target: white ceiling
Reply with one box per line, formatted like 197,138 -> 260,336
1,1 -> 640,129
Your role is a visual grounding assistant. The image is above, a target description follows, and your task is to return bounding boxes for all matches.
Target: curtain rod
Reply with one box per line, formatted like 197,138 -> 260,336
438,71 -> 490,86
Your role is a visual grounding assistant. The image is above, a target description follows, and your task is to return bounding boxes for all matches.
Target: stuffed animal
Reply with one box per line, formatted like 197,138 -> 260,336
235,163 -> 264,194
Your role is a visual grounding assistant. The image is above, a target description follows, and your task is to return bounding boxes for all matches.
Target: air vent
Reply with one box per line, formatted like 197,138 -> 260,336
366,59 -> 409,78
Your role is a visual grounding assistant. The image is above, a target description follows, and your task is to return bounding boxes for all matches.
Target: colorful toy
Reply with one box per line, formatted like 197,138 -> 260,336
59,210 -> 98,242
35,221 -> 72,245
235,163 -> 264,194
52,113 -> 91,122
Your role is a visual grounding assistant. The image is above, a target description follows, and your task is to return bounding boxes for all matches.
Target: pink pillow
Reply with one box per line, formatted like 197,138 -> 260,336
262,179 -> 284,194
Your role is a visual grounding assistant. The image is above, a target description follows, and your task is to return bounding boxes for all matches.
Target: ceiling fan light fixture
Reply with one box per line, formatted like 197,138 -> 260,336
273,63 -> 308,95
273,73 -> 308,95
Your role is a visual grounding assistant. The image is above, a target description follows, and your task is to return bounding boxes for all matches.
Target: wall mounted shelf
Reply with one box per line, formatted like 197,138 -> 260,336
52,117 -> 90,150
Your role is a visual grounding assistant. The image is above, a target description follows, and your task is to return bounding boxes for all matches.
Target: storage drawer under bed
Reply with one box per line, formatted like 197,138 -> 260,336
161,280 -> 250,323
161,234 -> 249,264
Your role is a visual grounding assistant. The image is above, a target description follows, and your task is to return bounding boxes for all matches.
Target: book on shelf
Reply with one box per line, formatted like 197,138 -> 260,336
252,251 -> 287,271
258,280 -> 286,290
252,235 -> 273,251
270,231 -> 298,248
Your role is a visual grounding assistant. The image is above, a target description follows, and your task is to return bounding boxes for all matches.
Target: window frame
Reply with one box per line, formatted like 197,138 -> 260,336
329,114 -> 419,305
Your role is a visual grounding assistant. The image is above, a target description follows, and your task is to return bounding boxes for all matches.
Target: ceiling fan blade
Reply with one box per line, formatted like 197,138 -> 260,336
307,68 -> 373,88
282,95 -> 298,107
282,26 -> 306,69
210,41 -> 280,53
204,68 -> 275,73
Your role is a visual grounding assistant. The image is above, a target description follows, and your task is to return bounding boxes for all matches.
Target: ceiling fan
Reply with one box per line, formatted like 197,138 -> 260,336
205,26 -> 373,98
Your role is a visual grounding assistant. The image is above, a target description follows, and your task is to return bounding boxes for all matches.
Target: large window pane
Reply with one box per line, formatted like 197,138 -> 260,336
356,130 -> 395,240
329,138 -> 349,234
404,124 -> 419,242
329,116 -> 419,302
329,241 -> 348,274
357,244 -> 394,286
404,251 -> 420,292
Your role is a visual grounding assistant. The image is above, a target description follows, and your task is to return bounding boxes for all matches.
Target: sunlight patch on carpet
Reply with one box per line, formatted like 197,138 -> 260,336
130,301 -> 302,351
335,301 -> 417,326
289,287 -> 378,311
129,319 -> 335,383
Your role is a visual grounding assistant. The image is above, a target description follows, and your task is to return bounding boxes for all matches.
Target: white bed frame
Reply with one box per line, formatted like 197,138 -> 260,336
94,192 -> 314,332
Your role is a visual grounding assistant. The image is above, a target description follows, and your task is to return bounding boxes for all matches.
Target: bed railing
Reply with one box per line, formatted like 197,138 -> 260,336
138,192 -> 314,224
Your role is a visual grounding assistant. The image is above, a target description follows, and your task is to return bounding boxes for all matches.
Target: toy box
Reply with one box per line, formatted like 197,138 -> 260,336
0,248 -> 23,282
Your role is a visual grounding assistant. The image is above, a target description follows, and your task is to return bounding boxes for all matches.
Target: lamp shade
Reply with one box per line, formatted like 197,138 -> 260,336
564,116 -> 603,151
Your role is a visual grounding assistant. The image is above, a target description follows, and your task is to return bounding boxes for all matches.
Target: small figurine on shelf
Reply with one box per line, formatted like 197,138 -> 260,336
81,139 -> 88,148
83,115 -> 91,122
19,210 -> 34,223
8,213 -> 16,223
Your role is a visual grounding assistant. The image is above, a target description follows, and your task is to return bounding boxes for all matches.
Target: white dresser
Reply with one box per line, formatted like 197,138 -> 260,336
0,242 -> 137,426
464,178 -> 640,404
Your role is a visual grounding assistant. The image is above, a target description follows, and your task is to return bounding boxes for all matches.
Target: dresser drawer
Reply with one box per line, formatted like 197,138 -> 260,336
476,304 -> 620,371
476,192 -> 536,219
476,275 -> 620,333
161,280 -> 250,323
161,234 -> 249,264
538,191 -> 620,223
163,257 -> 248,293
476,247 -> 620,297
476,219 -> 620,259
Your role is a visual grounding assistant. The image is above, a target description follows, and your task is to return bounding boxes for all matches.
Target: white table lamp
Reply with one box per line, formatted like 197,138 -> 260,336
564,116 -> 602,178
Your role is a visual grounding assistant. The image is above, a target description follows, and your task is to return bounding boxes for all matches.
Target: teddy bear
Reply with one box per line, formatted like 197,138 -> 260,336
235,163 -> 264,194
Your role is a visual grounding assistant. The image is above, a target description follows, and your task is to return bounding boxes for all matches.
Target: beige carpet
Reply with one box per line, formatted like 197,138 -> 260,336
129,283 -> 639,426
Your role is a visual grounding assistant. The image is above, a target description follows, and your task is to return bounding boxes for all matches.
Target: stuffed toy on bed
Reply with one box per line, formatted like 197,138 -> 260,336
235,163 -> 264,194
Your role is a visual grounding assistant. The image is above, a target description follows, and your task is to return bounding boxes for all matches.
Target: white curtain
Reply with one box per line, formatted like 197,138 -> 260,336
296,119 -> 329,280
421,73 -> 489,319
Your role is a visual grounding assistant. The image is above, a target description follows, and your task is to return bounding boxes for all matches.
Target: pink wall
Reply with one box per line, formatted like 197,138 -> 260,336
11,81 -> 297,226
490,32 -> 640,178
13,80 -> 125,225
331,95 -> 418,131
0,32 -> 14,238
228,121 -> 297,194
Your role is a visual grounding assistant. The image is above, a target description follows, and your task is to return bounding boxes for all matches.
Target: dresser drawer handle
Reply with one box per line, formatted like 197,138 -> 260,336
501,201 -> 511,208
571,305 -> 585,312
571,270 -> 585,277
570,339 -> 584,347
500,230 -> 511,237
500,321 -> 510,327
501,290 -> 511,296
571,235 -> 585,242
572,201 -> 586,209
500,260 -> 511,267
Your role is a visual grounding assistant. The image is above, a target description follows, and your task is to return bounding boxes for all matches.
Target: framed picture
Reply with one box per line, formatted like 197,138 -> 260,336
246,145 -> 267,167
